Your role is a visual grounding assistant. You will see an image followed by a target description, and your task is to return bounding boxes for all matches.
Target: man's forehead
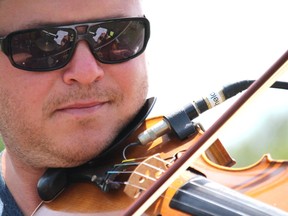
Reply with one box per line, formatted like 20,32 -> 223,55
0,0 -> 142,35
0,15 -> 125,34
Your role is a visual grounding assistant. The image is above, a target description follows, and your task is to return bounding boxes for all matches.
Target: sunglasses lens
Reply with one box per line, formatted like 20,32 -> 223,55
9,28 -> 75,71
90,19 -> 148,63
6,18 -> 149,71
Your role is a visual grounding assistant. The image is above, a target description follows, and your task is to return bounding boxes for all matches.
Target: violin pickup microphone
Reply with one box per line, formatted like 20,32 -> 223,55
137,119 -> 171,145
137,80 -> 254,145
137,106 -> 197,145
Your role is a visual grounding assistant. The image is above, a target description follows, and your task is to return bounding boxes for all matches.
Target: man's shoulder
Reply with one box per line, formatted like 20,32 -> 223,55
0,151 -> 23,216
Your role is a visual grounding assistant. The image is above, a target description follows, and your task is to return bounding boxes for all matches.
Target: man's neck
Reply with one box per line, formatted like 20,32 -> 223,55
2,150 -> 45,215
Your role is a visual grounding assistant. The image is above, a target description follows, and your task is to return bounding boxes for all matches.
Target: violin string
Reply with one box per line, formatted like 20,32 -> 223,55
123,170 -> 267,215
107,170 -> 157,182
121,156 -> 152,163
121,170 -> 240,214
178,178 -> 278,215
110,168 -> 262,215
117,156 -> 274,215
141,162 -> 166,172
167,196 -> 250,216
112,156 -> 193,208
171,181 -> 277,216
110,153 -> 280,214
146,160 -> 275,214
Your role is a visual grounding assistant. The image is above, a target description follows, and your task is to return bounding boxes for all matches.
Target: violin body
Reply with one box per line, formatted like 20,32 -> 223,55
33,116 -> 288,215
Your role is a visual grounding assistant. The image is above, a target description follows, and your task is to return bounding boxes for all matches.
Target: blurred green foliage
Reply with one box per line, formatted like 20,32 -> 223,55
226,113 -> 288,168
0,137 -> 4,152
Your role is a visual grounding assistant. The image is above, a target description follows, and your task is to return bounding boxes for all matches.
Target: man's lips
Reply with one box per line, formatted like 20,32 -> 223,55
55,101 -> 107,116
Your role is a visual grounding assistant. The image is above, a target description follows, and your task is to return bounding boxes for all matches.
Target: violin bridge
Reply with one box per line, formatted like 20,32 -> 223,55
123,153 -> 167,199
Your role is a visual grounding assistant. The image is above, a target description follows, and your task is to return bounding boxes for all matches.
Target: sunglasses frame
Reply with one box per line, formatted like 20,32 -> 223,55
0,17 -> 150,72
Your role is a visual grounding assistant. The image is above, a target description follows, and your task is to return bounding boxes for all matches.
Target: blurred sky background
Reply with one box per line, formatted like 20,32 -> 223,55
142,0 -> 288,166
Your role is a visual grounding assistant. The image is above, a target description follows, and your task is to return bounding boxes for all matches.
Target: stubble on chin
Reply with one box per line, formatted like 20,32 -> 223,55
0,69 -> 149,169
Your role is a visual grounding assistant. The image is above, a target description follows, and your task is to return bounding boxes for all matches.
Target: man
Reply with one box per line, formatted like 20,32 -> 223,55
0,0 -> 149,215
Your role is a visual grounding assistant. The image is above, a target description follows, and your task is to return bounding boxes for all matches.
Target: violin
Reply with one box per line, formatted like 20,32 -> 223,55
33,50 -> 288,215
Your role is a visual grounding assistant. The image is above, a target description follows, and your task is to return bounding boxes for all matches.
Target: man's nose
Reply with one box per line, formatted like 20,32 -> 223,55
62,42 -> 104,85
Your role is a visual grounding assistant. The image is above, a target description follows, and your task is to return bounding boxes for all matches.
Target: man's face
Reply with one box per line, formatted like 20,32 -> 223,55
0,0 -> 148,168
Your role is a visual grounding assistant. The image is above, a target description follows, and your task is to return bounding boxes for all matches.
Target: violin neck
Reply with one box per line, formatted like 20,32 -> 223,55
169,174 -> 288,216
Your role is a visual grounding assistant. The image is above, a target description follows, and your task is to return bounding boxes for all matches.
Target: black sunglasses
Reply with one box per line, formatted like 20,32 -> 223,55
0,17 -> 150,72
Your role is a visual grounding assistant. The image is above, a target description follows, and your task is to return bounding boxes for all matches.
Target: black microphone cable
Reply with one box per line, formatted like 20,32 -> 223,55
137,80 -> 288,145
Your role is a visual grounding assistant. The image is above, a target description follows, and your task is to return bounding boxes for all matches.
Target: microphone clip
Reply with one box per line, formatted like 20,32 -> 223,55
165,107 -> 196,140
